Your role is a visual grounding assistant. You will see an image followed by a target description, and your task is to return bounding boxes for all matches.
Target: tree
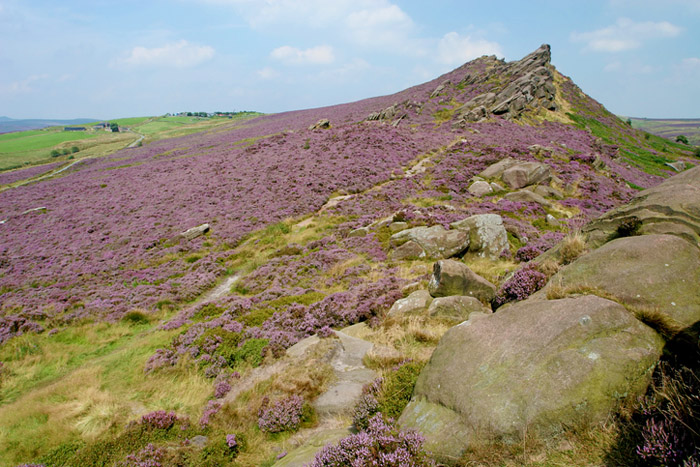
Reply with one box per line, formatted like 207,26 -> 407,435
625,118 -> 632,127
676,135 -> 689,145
110,123 -> 119,132
50,149 -> 61,157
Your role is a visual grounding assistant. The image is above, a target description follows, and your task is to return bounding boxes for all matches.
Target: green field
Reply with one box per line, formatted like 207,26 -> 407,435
0,112 -> 264,181
625,117 -> 700,146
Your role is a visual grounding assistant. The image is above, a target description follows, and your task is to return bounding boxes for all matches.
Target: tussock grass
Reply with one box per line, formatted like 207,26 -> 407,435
464,255 -> 518,286
558,232 -> 587,265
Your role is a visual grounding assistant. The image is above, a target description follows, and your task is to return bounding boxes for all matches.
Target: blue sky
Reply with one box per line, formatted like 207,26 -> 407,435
1,0 -> 699,119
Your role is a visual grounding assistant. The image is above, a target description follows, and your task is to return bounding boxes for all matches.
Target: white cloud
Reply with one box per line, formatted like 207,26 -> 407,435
256,67 -> 279,80
571,18 -> 682,52
113,40 -> 215,68
270,45 -> 335,65
344,4 -> 414,47
681,57 -> 700,68
436,32 -> 503,66
0,74 -> 49,95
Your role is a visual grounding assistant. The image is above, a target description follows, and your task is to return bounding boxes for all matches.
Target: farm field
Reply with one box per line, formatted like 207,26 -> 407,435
627,117 -> 700,146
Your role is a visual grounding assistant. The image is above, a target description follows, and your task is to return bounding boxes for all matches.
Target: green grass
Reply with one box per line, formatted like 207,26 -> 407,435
626,117 -> 700,146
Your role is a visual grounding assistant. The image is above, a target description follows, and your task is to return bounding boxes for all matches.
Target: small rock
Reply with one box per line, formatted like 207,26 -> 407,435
389,221 -> 409,233
428,259 -> 497,303
389,240 -> 426,261
502,162 -> 551,189
388,290 -> 433,317
309,119 -> 330,130
504,189 -> 552,207
468,180 -> 493,197
181,223 -> 210,241
190,435 -> 209,448
401,281 -> 423,296
479,157 -> 517,179
666,161 -> 687,172
490,182 -> 505,192
348,227 -> 369,237
546,214 -> 559,226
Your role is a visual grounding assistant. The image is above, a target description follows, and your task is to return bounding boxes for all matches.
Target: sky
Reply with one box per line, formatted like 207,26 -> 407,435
1,0 -> 699,119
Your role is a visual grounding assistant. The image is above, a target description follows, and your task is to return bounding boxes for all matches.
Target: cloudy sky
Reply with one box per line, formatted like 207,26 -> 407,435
1,0 -> 699,119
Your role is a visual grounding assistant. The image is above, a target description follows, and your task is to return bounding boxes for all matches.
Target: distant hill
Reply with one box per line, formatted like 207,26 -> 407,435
0,116 -> 98,134
626,117 -> 700,146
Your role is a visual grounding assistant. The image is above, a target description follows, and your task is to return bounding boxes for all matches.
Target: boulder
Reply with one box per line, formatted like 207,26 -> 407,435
348,226 -> 368,237
531,184 -> 563,199
478,157 -> 517,179
502,162 -> 551,189
504,189 -> 552,207
489,181 -> 505,192
389,240 -> 425,261
541,234 -> 700,327
389,225 -> 469,259
467,180 -> 493,197
427,295 -> 490,323
428,259 -> 496,303
389,221 -> 409,233
583,164 -> 700,248
387,290 -> 433,317
181,223 -> 210,241
309,119 -> 330,130
273,428 -> 353,467
450,214 -> 508,259
666,161 -> 687,172
399,295 -> 664,461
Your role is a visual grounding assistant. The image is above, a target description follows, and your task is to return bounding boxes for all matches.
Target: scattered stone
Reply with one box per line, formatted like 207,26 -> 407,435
504,189 -> 552,207
666,161 -> 687,172
541,234 -> 700,327
428,259 -> 496,303
489,181 -> 505,192
528,144 -> 554,157
467,180 -> 493,197
389,240 -> 426,261
450,214 -> 508,259
401,281 -> 423,296
430,81 -> 450,98
181,223 -> 210,241
546,214 -> 559,227
427,295 -> 490,323
502,162 -> 551,189
273,428 -> 353,467
190,435 -> 209,448
399,295 -> 664,461
530,184 -> 564,199
593,154 -> 607,170
387,290 -> 433,317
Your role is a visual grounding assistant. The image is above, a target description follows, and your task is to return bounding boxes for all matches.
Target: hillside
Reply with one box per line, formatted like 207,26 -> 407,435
627,117 -> 700,146
0,45 -> 697,467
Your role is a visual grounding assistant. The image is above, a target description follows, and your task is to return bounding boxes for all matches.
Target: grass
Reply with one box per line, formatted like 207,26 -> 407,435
0,128 -> 102,170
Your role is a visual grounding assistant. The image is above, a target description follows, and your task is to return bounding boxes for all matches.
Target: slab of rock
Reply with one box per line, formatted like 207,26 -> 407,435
450,214 -> 508,259
468,180 -> 493,197
347,226 -> 368,237
478,157 -> 517,179
181,223 -> 210,241
389,240 -> 425,261
427,295 -> 490,323
313,331 -> 377,416
389,221 -> 409,233
273,428 -> 352,467
389,225 -> 469,259
504,189 -> 552,207
502,161 -> 551,189
531,184 -> 563,199
490,181 -> 505,192
399,295 -> 664,461
387,290 -> 433,317
583,164 -> 700,248
540,234 -> 700,327
428,259 -> 496,303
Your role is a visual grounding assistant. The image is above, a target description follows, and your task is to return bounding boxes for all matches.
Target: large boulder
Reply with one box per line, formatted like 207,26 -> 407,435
427,295 -> 490,323
540,234 -> 700,327
399,295 -> 664,462
389,225 -> 469,259
428,259 -> 496,303
502,161 -> 551,189
389,240 -> 425,261
504,189 -> 552,207
450,214 -> 508,259
387,290 -> 433,317
583,164 -> 700,248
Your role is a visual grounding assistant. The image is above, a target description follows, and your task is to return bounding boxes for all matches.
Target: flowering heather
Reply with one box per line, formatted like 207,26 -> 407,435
0,161 -> 62,185
199,400 -> 222,428
257,395 -> 305,433
140,410 -> 178,430
310,414 -> 435,467
494,263 -> 547,308
353,377 -> 384,430
119,443 -> 166,467
225,434 -> 237,448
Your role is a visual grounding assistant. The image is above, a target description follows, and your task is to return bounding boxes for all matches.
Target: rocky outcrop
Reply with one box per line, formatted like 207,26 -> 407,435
399,296 -> 664,461
540,234 -> 700,327
504,189 -> 552,207
583,164 -> 700,248
467,180 -> 493,197
389,225 -> 470,259
450,214 -> 508,259
478,157 -> 517,179
454,44 -> 557,125
428,259 -> 496,303
389,240 -> 425,261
